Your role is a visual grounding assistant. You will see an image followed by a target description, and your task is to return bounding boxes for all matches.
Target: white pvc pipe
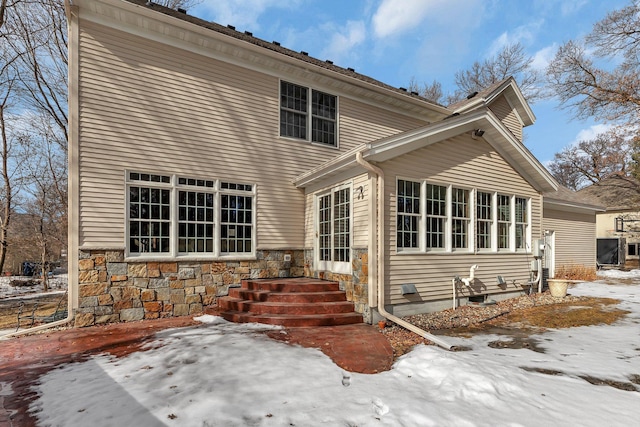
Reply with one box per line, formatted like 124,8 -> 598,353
356,152 -> 453,350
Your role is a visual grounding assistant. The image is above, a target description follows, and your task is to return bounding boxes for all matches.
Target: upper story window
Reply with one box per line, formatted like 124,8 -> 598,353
127,172 -> 255,258
280,81 -> 337,147
396,179 -> 530,253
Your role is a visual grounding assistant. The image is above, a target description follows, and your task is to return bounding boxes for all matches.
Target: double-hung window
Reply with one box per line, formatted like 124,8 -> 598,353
452,188 -> 470,250
426,184 -> 447,249
396,179 -> 530,253
497,194 -> 511,250
397,179 -> 421,249
476,191 -> 492,250
280,81 -> 337,147
127,172 -> 255,258
515,197 -> 528,250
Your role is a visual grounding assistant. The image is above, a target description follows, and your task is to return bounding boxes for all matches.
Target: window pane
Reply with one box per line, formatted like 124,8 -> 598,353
178,189 -> 215,254
220,194 -> 253,253
426,184 -> 446,249
397,180 -> 420,249
281,81 -> 308,139
311,90 -> 337,146
128,185 -> 170,254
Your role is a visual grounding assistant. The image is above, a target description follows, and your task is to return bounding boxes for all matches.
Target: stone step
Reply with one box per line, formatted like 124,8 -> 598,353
228,288 -> 347,303
220,310 -> 364,327
242,278 -> 340,293
218,297 -> 356,315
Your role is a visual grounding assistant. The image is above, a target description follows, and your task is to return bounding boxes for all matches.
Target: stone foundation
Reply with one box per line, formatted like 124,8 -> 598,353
75,249 -> 305,327
304,248 -> 371,323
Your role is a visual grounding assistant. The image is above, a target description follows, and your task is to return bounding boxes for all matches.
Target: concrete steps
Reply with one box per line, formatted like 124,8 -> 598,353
218,278 -> 363,327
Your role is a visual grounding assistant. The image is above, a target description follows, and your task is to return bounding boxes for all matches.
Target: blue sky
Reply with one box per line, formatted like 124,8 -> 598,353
190,0 -> 629,164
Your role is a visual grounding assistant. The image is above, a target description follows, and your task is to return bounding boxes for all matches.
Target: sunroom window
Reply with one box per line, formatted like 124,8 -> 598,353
280,81 -> 337,147
126,172 -> 255,258
396,180 -> 530,253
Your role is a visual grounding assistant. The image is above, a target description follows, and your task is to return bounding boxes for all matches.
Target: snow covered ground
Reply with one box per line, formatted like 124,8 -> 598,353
0,274 -> 67,300
23,272 -> 640,426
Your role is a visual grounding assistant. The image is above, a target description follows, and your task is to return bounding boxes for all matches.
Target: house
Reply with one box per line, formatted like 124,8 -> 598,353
578,175 -> 640,268
64,0 -> 600,327
542,185 -> 604,277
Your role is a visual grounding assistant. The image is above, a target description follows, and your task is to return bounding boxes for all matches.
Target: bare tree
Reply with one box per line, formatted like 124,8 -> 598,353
0,86 -> 14,274
547,129 -> 631,190
453,43 -> 540,104
410,42 -> 541,106
408,77 -> 444,105
153,0 -> 202,11
5,0 -> 68,150
546,1 -> 640,125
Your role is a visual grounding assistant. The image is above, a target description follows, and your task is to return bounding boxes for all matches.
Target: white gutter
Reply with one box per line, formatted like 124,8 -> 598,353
355,152 -> 453,350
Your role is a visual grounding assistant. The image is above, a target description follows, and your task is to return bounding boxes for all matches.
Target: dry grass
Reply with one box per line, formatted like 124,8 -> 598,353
499,297 -> 628,329
383,295 -> 630,359
554,264 -> 598,281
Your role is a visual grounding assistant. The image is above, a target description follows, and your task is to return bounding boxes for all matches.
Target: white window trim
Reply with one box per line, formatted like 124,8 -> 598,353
125,171 -> 257,260
314,183 -> 352,274
395,178 -> 531,254
279,79 -> 340,149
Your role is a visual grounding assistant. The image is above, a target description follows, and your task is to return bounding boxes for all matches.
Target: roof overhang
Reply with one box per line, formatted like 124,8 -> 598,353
294,109 -> 557,193
452,78 -> 535,127
543,198 -> 605,214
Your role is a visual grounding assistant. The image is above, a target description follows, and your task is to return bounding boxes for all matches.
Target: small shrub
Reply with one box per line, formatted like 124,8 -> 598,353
554,264 -> 597,281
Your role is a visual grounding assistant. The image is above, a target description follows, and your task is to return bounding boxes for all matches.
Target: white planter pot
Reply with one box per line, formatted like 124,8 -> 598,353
547,279 -> 572,297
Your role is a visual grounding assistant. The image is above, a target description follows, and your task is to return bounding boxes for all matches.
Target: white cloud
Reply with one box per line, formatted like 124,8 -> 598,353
321,21 -> 367,63
372,0 -> 443,39
531,43 -> 558,71
571,124 -> 613,146
487,20 -> 543,56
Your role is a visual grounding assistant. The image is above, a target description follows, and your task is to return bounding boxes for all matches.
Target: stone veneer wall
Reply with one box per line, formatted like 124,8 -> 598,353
75,249 -> 305,327
303,248 -> 370,323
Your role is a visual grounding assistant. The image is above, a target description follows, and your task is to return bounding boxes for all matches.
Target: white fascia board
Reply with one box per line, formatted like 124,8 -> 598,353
365,110 -> 488,162
293,145 -> 366,188
482,111 -> 557,192
544,199 -> 605,213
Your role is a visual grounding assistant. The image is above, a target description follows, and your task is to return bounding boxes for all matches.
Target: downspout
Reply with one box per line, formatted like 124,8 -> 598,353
355,152 -> 453,350
2,0 -> 78,339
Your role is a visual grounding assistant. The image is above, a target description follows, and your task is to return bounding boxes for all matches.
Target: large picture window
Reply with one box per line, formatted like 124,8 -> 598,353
396,179 -> 530,253
280,81 -> 337,147
126,172 -> 255,258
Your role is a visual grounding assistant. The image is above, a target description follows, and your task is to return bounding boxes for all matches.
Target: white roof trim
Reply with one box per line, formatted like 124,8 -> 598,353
453,78 -> 535,126
294,109 -> 557,193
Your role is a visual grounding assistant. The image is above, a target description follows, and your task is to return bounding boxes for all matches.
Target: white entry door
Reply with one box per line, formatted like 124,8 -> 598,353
316,185 -> 351,274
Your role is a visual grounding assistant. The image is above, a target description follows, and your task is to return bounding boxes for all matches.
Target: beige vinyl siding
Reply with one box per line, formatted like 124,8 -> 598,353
543,208 -> 597,270
489,95 -> 523,141
77,22 -> 427,250
383,135 -> 541,304
303,173 -> 370,251
339,100 -> 427,146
